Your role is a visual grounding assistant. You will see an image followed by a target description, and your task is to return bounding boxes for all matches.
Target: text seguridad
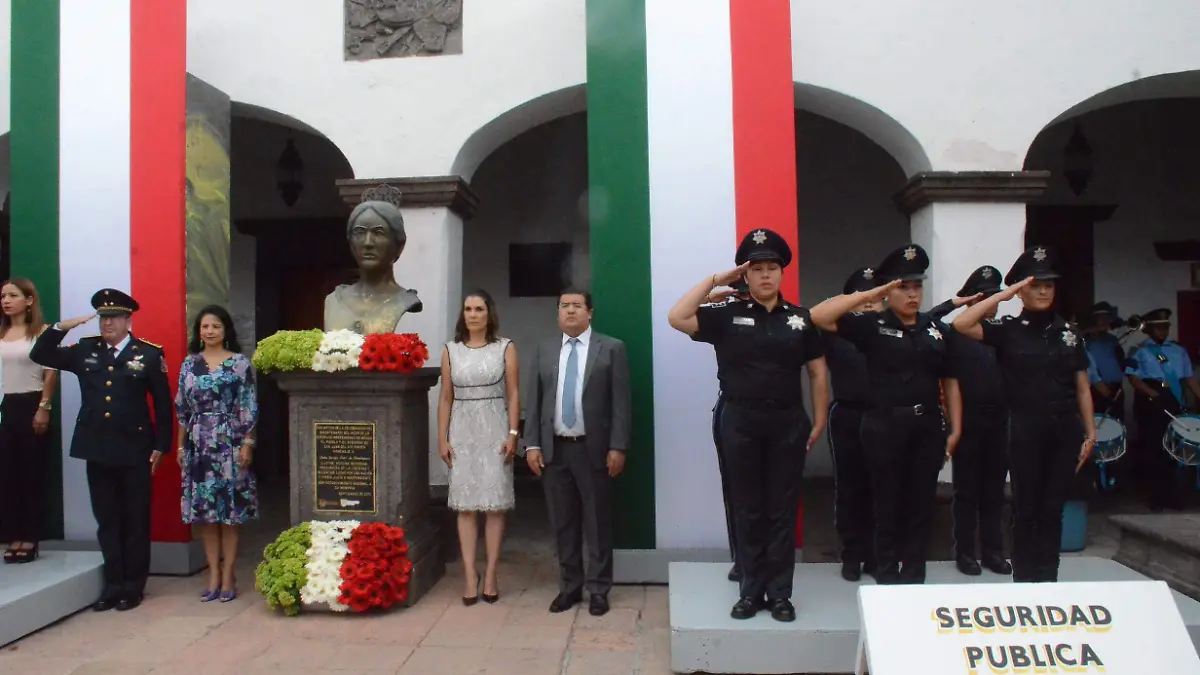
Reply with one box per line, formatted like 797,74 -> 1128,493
931,604 -> 1111,673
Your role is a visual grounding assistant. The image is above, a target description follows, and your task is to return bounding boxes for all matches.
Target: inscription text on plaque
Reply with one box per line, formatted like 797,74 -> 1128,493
314,421 -> 377,514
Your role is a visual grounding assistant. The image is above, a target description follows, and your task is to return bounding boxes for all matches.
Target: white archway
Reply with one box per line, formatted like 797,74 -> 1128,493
794,82 -> 932,177
450,84 -> 586,182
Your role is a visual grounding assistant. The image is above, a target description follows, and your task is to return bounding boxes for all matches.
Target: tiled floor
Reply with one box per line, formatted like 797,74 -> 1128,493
0,479 -> 1176,675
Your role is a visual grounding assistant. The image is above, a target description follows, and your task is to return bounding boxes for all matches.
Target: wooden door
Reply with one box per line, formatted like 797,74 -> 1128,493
1176,290 -> 1200,363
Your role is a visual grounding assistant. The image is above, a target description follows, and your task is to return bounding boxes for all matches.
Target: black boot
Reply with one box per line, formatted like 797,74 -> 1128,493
955,555 -> 982,576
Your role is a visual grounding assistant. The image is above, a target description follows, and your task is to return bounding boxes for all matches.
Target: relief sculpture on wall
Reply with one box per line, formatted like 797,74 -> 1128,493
345,0 -> 463,61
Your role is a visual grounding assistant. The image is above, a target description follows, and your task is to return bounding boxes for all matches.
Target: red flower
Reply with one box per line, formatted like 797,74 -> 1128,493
358,333 -> 429,374
336,521 -> 414,612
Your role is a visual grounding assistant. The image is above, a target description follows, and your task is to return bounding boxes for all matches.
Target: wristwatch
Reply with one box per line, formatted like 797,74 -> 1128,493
38,400 -> 52,411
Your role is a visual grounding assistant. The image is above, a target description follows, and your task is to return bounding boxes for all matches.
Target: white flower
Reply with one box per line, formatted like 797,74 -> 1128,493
312,331 -> 365,373
299,519 -> 355,609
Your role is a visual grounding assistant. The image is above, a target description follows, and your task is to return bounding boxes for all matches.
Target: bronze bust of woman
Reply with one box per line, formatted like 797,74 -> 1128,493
324,186 -> 422,335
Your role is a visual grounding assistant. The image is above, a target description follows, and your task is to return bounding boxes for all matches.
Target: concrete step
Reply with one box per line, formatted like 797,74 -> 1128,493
0,550 -> 104,647
1110,513 -> 1200,600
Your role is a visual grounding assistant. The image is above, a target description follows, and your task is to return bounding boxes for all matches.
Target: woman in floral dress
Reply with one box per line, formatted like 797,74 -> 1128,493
176,304 -> 258,603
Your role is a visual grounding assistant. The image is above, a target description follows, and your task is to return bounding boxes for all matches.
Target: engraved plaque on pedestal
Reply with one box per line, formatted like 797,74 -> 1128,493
314,421 -> 377,514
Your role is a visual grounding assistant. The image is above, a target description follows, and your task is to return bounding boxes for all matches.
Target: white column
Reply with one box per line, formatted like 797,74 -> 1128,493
910,201 -> 1028,320
393,206 -> 463,486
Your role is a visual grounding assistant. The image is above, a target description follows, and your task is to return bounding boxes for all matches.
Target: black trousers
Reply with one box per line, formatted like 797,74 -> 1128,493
711,393 -> 737,564
1133,394 -> 1183,509
861,406 -> 943,584
542,437 -> 614,597
1007,409 -> 1082,583
952,406 -> 1008,559
86,460 -> 153,599
827,401 -> 873,566
719,399 -> 809,601
0,392 -> 47,542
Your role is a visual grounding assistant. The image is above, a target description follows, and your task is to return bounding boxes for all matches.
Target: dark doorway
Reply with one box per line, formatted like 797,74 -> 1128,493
1025,205 -> 1116,322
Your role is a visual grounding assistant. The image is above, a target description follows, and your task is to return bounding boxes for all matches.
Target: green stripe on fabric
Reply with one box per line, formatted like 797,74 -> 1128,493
11,0 -> 64,540
586,0 -> 654,549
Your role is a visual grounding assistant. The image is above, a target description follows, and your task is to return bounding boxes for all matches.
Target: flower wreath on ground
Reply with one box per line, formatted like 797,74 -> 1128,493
253,329 -> 429,375
255,520 -> 414,616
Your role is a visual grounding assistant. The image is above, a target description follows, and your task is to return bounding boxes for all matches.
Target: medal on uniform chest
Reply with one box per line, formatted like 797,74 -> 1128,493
126,355 -> 145,371
786,315 -> 805,330
1062,329 -> 1078,347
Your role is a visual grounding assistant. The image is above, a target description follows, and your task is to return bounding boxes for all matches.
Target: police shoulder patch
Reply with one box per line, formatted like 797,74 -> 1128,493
850,311 -> 864,317
700,300 -> 730,309
985,317 -> 1006,325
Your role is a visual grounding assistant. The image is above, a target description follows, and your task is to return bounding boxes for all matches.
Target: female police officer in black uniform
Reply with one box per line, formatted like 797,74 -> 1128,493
669,228 -> 828,622
952,246 -> 1096,583
811,244 -> 962,585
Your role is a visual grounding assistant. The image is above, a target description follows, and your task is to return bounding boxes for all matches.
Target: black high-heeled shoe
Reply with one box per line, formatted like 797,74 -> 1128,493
462,573 -> 481,606
482,576 -> 499,604
14,543 -> 38,564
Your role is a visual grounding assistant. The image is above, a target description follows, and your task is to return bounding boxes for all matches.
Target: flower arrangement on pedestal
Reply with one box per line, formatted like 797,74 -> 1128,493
254,520 -> 413,616
252,330 -> 429,375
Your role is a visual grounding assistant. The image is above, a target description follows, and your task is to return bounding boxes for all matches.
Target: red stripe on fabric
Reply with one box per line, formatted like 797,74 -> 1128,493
730,0 -> 804,547
729,0 -> 799,299
131,0 -> 189,543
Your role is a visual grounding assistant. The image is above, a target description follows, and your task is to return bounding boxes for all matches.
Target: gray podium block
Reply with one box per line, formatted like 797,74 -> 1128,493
0,551 -> 104,647
669,557 -> 1200,674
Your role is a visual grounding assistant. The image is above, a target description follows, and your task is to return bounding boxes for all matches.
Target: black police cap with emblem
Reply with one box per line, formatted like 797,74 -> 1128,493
1004,245 -> 1060,286
91,288 -> 139,317
874,244 -> 929,282
843,267 -> 879,295
735,228 -> 792,268
1140,308 -> 1172,326
957,265 -> 1003,298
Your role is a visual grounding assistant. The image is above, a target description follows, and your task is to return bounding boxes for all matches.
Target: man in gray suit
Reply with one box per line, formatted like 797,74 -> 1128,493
523,289 -> 631,616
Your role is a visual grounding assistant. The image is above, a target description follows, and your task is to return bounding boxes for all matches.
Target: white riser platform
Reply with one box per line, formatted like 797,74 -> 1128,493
0,551 -> 104,647
669,557 -> 1200,674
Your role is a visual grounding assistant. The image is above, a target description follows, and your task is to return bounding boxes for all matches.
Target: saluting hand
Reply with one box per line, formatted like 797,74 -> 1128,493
58,313 -> 97,331
951,293 -> 984,308
704,288 -> 737,304
996,276 -> 1034,302
864,279 -> 901,302
712,263 -> 750,288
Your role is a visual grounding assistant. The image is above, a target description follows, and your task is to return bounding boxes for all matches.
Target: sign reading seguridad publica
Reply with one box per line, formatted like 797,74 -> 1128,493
854,580 -> 1200,675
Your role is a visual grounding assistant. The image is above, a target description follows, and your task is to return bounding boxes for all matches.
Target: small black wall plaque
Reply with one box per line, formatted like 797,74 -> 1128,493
313,421 -> 377,514
509,243 -> 572,298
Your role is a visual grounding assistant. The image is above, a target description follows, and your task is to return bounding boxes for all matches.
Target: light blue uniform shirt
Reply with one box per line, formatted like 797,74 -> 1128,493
1086,351 -> 1101,385
1126,339 -> 1193,402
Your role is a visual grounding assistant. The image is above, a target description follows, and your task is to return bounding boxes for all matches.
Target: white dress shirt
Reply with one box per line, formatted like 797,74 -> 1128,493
554,327 -> 591,437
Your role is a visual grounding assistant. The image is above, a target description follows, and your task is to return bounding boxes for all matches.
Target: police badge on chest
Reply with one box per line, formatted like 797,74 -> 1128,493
126,355 -> 146,371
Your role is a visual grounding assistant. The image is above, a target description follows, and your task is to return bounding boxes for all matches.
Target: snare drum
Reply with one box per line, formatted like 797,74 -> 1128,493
1092,414 -> 1126,464
1163,414 -> 1200,466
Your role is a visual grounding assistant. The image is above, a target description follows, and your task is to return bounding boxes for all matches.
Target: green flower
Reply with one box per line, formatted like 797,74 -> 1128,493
255,523 -> 312,616
252,330 -> 324,374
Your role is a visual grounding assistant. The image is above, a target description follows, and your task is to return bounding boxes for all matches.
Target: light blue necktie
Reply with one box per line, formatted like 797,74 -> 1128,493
562,338 -> 579,428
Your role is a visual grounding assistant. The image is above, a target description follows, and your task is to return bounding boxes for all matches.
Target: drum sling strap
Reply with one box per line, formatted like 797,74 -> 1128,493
1145,343 -> 1199,484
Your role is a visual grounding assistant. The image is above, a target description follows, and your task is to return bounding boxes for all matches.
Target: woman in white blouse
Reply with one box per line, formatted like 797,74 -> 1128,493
0,278 -> 57,563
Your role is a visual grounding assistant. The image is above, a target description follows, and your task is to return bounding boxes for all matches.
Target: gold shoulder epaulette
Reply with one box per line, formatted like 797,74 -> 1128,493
137,338 -> 163,349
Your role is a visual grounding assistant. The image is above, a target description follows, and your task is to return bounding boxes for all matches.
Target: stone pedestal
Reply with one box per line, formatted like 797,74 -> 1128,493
274,369 -> 443,606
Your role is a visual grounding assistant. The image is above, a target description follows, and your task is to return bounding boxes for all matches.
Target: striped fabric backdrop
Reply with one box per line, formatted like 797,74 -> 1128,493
10,0 -> 190,544
591,0 -> 800,551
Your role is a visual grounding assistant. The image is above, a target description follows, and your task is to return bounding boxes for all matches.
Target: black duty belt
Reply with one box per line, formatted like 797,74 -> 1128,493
874,403 -> 938,416
725,396 -> 804,410
555,434 -> 586,443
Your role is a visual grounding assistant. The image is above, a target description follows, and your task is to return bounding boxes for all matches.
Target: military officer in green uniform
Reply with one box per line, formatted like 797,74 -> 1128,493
30,289 -> 173,611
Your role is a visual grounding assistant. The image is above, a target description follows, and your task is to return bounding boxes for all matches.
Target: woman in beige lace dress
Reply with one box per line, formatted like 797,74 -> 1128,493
437,289 -> 519,605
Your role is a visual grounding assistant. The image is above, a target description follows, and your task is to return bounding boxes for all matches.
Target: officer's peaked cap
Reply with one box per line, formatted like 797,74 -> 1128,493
1004,246 -> 1060,286
91,288 -> 139,317
843,267 -> 880,295
957,265 -> 1003,298
875,244 -> 929,282
735,228 -> 792,268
